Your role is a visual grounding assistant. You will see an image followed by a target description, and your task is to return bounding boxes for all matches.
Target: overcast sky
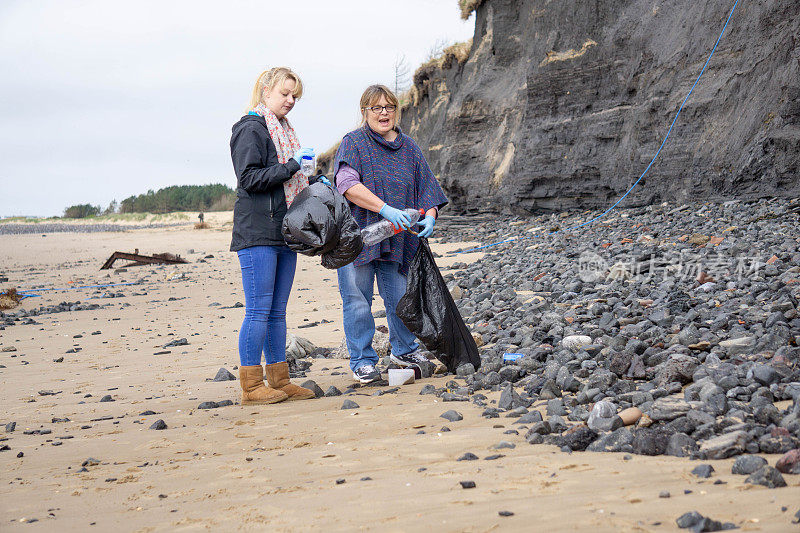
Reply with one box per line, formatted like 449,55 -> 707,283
0,1 -> 474,217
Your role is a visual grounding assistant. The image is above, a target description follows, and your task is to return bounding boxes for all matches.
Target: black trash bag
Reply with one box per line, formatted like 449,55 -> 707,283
282,182 -> 363,269
396,238 -> 480,373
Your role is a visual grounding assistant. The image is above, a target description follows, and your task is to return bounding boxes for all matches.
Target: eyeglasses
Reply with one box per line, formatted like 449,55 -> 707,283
364,105 -> 397,114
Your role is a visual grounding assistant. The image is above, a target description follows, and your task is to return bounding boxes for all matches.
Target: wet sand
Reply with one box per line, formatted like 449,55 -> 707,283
1,213 -> 798,531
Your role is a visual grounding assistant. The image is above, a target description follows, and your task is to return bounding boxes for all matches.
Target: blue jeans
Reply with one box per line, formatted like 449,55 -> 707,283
237,245 -> 297,366
337,259 -> 418,372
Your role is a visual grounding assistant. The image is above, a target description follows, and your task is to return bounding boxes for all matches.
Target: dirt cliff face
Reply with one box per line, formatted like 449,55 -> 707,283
400,0 -> 800,214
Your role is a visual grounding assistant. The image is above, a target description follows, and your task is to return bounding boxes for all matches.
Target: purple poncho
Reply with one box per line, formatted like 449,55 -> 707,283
334,125 -> 448,275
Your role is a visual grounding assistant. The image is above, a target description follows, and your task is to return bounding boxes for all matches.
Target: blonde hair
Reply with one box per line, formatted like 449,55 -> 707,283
359,84 -> 401,125
247,67 -> 303,109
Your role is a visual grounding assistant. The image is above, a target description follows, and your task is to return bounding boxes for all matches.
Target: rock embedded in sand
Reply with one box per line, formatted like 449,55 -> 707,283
325,386 -> 342,397
300,380 -> 325,398
340,399 -> 359,410
419,384 -> 437,395
5,421 -> 16,433
149,419 -> 167,430
459,480 -> 476,489
675,511 -> 735,531
775,449 -> 800,474
745,466 -> 787,488
457,452 -> 478,461
731,455 -> 768,475
99,395 -> 114,402
212,368 -> 236,382
690,464 -> 714,478
440,410 -> 463,422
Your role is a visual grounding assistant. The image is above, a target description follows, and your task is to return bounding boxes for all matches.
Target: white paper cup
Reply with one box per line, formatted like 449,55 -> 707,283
388,368 -> 416,386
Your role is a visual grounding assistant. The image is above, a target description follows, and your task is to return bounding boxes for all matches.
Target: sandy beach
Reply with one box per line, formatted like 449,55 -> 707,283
1,213 -> 798,532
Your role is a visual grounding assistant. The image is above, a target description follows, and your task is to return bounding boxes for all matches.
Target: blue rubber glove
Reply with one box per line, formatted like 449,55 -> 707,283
378,204 -> 412,231
417,215 -> 435,238
292,147 -> 315,165
316,175 -> 332,187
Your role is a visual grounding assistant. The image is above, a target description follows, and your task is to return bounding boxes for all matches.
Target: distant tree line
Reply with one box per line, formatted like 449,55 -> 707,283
62,184 -> 236,217
119,184 -> 235,213
63,204 -> 102,218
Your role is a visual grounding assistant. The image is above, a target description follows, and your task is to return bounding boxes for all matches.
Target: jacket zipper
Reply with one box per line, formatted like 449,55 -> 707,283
268,192 -> 273,219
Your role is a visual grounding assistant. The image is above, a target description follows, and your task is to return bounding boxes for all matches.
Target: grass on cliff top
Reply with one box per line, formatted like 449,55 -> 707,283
459,0 -> 484,19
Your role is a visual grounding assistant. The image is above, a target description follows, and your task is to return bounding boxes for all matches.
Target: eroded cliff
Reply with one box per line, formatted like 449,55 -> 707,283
400,0 -> 800,214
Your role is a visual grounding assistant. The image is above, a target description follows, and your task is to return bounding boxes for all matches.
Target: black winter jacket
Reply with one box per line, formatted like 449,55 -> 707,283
229,114 -> 317,251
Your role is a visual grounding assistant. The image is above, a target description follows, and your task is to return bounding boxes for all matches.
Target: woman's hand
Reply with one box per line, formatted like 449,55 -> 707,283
378,204 -> 412,230
292,147 -> 315,165
417,215 -> 435,238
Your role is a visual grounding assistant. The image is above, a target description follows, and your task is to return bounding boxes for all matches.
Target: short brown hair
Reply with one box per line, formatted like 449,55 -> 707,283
359,84 -> 401,125
248,67 -> 303,109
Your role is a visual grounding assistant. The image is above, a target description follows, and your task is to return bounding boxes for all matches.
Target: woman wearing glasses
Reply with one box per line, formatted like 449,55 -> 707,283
333,84 -> 448,383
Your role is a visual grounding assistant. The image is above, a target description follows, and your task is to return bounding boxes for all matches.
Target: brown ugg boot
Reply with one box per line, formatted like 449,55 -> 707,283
239,365 -> 288,405
265,361 -> 315,401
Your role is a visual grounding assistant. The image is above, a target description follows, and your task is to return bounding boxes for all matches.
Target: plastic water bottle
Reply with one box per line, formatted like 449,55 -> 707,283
300,155 -> 315,177
361,208 -> 424,246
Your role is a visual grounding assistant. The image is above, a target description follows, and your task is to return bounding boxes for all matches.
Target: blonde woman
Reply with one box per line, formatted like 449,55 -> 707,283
230,67 -> 329,404
334,85 -> 448,383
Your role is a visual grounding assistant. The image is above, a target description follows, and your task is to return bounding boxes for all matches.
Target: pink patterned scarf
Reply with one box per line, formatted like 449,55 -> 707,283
252,103 -> 309,207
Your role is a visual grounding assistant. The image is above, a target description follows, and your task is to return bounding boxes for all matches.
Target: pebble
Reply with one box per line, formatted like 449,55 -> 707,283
212,368 -> 236,381
149,420 -> 167,430
458,452 -> 478,461
340,399 -> 359,410
459,480 -> 476,489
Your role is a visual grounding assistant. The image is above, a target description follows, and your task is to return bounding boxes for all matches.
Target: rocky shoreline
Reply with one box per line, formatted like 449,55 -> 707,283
405,197 -> 799,474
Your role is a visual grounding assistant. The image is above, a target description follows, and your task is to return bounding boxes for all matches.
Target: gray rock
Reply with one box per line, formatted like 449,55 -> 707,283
456,362 -> 476,376
650,397 -> 692,421
719,336 -> 755,356
515,411 -> 543,424
325,386 -> 342,397
731,455 -> 768,475
419,384 -> 437,395
656,354 -> 699,386
745,465 -> 787,488
562,335 -> 592,352
341,399 -> 360,410
197,401 -> 219,409
555,425 -> 598,451
632,427 -> 671,456
300,380 -> 325,398
698,430 -> 751,460
666,433 -> 699,457
498,384 -> 522,410
5,421 -> 15,433
546,398 -> 567,417
586,428 -> 634,452
440,410 -> 463,422
691,464 -> 715,478
457,452 -> 478,461
149,419 -> 167,430
212,367 -> 236,381
752,364 -> 779,386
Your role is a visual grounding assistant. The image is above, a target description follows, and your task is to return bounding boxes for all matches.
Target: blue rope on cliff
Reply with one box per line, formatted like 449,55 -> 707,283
450,0 -> 739,255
